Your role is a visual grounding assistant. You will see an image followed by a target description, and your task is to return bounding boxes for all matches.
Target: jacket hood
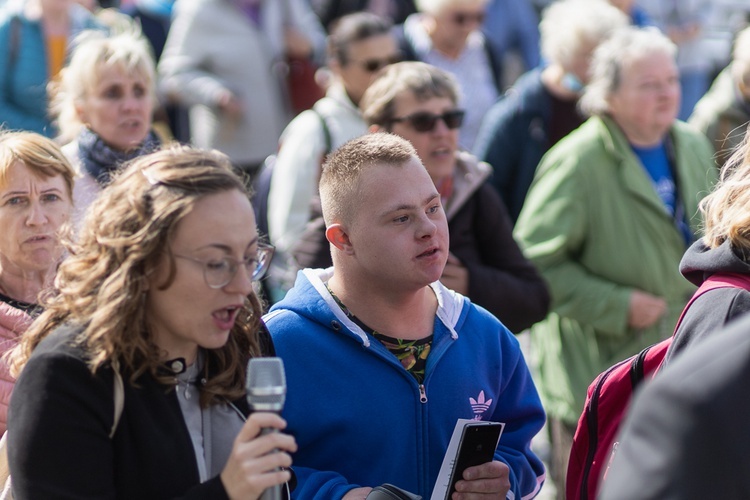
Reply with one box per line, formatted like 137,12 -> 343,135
444,151 -> 491,221
267,268 -> 465,347
680,239 -> 750,286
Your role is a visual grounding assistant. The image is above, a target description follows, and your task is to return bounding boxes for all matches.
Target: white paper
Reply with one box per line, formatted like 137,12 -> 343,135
430,419 -> 505,500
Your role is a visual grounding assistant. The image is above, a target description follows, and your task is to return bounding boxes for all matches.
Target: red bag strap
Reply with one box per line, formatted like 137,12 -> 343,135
672,272 -> 750,335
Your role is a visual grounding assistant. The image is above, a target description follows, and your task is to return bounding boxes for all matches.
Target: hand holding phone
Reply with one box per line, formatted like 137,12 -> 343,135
445,422 -> 503,499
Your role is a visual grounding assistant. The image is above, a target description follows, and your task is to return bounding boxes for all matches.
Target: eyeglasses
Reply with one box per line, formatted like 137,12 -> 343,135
350,54 -> 402,73
451,11 -> 485,26
389,109 -> 465,132
174,244 -> 275,289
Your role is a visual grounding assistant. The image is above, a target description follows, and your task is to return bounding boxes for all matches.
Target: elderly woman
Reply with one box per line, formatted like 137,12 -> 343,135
513,26 -> 717,498
50,29 -> 161,226
689,26 -> 750,169
0,0 -> 103,136
0,131 -> 74,435
293,61 -> 550,333
474,0 -> 627,223
396,0 -> 502,151
7,146 -> 296,498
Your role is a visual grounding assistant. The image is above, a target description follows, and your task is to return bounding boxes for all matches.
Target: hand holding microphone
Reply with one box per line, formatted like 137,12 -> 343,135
220,358 -> 297,500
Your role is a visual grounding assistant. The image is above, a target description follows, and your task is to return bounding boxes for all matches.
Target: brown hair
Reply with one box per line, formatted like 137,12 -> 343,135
10,145 -> 263,408
0,130 -> 75,198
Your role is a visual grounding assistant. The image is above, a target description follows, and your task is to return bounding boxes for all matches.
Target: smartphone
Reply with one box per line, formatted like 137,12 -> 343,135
444,422 -> 503,499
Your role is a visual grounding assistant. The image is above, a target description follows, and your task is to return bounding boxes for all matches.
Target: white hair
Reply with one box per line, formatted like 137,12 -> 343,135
732,27 -> 750,87
540,0 -> 628,68
414,0 -> 489,17
579,26 -> 677,117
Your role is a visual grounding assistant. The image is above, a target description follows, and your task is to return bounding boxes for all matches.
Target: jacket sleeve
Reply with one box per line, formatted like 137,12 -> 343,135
461,184 -> 550,332
157,2 -> 229,108
268,111 -> 328,253
490,328 -> 546,500
514,154 -> 633,337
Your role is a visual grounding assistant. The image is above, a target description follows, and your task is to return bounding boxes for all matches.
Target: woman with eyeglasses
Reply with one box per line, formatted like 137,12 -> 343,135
6,145 -> 297,499
395,0 -> 503,151
294,61 -> 549,333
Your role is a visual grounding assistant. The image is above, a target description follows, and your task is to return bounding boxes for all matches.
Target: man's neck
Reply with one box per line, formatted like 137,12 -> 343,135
327,274 -> 438,341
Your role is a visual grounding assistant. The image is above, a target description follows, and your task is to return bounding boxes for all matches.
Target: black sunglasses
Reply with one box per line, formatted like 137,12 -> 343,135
351,55 -> 402,73
389,109 -> 465,132
452,12 -> 486,26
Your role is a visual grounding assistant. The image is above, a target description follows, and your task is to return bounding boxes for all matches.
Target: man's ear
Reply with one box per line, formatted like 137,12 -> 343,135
326,223 -> 355,255
368,124 -> 382,133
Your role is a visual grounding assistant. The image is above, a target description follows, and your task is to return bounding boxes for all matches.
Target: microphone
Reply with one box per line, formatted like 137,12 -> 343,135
246,357 -> 287,500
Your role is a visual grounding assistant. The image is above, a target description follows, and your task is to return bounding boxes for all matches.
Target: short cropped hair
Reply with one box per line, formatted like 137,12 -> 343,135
360,61 -> 459,127
50,29 -> 156,144
415,0 -> 488,17
320,133 -> 418,226
732,27 -> 750,88
327,12 -> 393,65
0,130 -> 76,198
539,0 -> 627,69
701,133 -> 750,251
579,26 -> 677,117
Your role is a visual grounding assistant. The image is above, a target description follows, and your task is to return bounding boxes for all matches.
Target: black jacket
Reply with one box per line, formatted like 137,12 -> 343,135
8,324 -> 281,499
664,239 -> 750,365
601,312 -> 750,500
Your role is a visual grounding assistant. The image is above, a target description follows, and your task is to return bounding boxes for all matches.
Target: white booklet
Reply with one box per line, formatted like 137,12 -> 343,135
430,419 -> 505,500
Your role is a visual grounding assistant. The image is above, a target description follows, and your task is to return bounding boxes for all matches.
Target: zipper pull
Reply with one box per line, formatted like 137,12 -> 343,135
419,384 -> 428,403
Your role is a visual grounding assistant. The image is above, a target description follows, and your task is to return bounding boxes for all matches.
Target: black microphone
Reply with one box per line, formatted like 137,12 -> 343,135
246,357 -> 287,500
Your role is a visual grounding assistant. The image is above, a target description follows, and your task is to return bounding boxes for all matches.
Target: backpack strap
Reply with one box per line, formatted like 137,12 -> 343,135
672,272 -> 750,335
7,15 -> 20,71
309,105 -> 332,155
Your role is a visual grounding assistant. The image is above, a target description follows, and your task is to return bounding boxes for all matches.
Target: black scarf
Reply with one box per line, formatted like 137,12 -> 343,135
77,127 -> 161,186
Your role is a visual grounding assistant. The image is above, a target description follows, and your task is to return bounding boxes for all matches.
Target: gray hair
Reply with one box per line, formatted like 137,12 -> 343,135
414,0 -> 489,17
540,0 -> 628,68
732,27 -> 750,88
49,29 -> 156,144
579,26 -> 677,117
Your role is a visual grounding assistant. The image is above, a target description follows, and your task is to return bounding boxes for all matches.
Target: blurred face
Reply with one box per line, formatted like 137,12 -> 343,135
146,189 -> 258,362
77,65 -> 154,153
564,38 -> 598,85
607,51 -> 680,146
430,1 -> 486,53
386,92 -> 459,183
341,157 -> 449,291
338,34 -> 400,106
0,161 -> 71,276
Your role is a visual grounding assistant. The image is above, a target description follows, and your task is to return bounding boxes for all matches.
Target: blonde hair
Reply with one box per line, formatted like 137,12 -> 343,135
701,133 -> 750,252
320,133 -> 418,226
360,61 -> 459,127
49,29 -> 156,144
10,145 -> 263,408
0,130 -> 75,198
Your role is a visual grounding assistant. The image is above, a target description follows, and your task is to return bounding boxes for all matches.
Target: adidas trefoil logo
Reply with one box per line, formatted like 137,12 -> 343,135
469,390 -> 492,420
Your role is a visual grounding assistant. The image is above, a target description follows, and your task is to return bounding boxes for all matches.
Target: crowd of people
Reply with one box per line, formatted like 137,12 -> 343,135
0,0 -> 749,498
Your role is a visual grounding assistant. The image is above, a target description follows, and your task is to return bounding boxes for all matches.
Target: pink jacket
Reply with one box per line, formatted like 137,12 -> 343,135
0,301 -> 33,434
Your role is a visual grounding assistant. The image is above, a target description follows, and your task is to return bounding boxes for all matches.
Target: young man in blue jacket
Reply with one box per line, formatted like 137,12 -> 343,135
264,132 -> 546,499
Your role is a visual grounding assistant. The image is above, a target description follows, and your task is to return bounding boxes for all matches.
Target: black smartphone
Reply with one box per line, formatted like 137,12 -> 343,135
444,422 -> 503,499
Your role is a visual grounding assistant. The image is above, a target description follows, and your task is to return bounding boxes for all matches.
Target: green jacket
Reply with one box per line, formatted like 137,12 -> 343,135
514,115 -> 717,423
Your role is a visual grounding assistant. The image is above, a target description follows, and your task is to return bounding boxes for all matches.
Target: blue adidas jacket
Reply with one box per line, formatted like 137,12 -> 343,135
264,268 -> 546,499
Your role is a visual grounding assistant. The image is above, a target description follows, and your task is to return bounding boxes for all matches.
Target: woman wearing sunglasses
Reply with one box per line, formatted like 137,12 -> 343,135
6,146 -> 297,498
358,61 -> 549,333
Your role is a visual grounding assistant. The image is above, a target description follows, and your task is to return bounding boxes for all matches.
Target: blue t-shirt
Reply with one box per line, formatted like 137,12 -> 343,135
632,142 -> 691,244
